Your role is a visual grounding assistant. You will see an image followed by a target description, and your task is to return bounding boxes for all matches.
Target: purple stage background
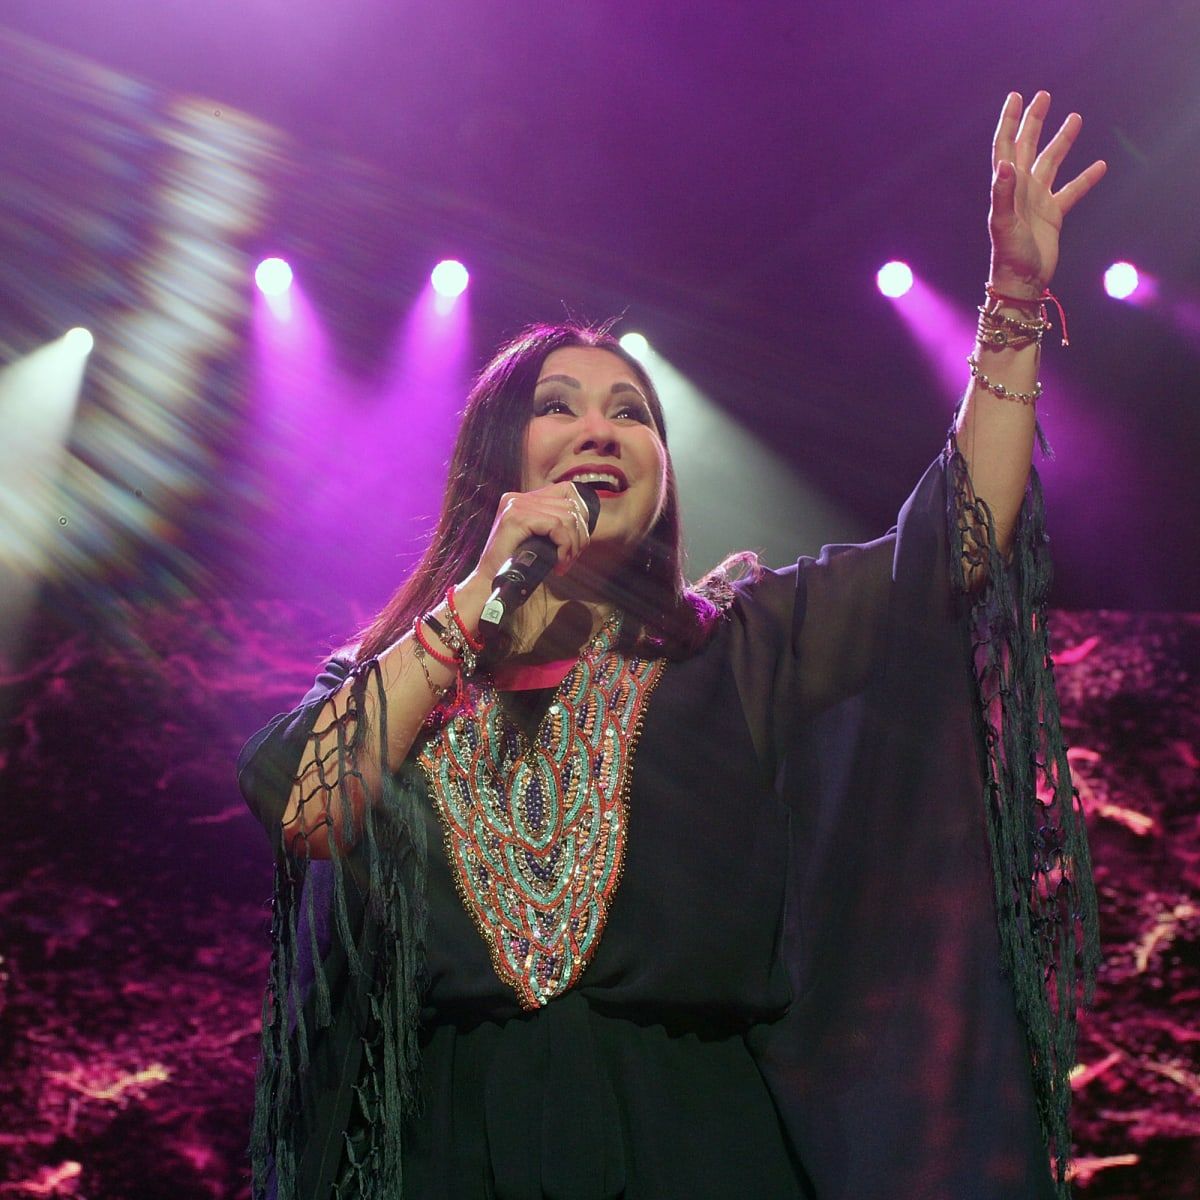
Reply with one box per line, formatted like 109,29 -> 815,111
0,601 -> 1197,1199
2,4 -> 1200,1197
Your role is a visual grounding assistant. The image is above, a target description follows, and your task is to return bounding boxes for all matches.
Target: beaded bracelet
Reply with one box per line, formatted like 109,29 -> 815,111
975,322 -> 1043,352
967,354 -> 1042,406
445,585 -> 484,653
978,303 -> 1051,333
422,611 -> 453,646
413,613 -> 459,668
984,282 -> 1069,347
423,604 -> 479,677
976,303 -> 1052,351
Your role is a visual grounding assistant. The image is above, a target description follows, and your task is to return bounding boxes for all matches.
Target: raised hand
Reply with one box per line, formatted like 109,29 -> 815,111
988,91 -> 1107,299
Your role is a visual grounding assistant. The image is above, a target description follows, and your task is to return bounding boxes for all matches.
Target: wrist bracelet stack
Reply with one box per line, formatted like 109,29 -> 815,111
412,585 -> 484,687
967,282 -> 1070,407
975,298 -> 1052,352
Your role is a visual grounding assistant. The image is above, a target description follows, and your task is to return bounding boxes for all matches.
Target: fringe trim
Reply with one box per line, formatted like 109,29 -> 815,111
250,659 -> 428,1200
945,432 -> 1100,1197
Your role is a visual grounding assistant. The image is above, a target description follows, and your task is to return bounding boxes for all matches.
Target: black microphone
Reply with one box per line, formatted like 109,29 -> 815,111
478,483 -> 601,631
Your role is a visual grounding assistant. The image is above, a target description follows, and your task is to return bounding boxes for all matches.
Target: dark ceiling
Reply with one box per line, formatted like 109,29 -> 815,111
2,0 -> 1198,609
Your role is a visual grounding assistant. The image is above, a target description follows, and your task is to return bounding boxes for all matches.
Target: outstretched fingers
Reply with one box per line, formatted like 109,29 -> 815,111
1033,111 -> 1083,190
1055,158 -> 1108,216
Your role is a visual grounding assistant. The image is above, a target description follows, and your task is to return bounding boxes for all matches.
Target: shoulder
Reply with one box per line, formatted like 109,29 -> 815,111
302,647 -> 358,700
727,535 -> 898,647
694,552 -> 798,625
724,563 -> 802,659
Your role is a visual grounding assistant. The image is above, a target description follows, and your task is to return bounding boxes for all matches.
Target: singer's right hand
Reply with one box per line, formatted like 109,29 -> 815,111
474,483 -> 593,584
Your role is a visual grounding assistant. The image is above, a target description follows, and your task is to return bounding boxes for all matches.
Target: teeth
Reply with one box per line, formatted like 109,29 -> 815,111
569,473 -> 622,490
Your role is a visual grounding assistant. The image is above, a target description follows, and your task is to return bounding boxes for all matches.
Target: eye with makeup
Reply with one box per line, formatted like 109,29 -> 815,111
614,402 -> 652,425
533,396 -> 573,417
532,396 -> 652,424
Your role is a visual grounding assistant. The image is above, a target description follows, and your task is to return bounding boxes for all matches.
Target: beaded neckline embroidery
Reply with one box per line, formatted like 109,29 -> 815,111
417,614 -> 664,1009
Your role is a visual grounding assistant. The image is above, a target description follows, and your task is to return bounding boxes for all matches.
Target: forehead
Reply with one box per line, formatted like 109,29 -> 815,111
536,346 -> 643,389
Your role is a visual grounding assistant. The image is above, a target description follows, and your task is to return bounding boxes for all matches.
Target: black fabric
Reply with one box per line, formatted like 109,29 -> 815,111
238,449 -> 1081,1199
751,453 -> 1059,1199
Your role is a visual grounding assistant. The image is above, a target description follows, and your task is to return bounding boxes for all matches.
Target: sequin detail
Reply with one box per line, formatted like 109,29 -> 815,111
417,617 -> 663,1009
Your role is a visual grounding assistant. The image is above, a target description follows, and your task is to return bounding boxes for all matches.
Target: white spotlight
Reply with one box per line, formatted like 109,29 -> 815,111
63,327 -> 94,355
430,260 -> 469,299
1103,262 -> 1140,301
255,257 -> 294,297
619,332 -> 650,359
876,261 -> 914,298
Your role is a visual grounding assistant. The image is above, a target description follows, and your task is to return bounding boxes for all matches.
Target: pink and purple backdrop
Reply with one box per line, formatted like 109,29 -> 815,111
1,4 -> 1198,1196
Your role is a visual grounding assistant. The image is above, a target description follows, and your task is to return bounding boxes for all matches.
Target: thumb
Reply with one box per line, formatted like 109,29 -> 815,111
990,159 -> 1017,224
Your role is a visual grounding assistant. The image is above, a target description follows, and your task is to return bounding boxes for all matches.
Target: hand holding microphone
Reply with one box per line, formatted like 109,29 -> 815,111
478,483 -> 600,631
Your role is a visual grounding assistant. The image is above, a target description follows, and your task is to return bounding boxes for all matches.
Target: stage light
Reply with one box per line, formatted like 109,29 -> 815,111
430,260 -> 469,299
255,257 -> 294,297
877,261 -> 914,298
63,327 -> 94,355
619,332 -> 650,359
1104,261 -> 1140,301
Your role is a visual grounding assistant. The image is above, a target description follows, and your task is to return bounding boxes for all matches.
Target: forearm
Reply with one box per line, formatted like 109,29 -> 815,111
281,572 -> 493,856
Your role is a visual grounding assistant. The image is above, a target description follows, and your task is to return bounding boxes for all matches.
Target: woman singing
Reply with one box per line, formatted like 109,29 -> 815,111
238,91 -> 1104,1199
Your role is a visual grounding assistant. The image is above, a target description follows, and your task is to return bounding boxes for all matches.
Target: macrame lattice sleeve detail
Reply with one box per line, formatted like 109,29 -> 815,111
945,431 -> 1100,1196
241,657 -> 427,1200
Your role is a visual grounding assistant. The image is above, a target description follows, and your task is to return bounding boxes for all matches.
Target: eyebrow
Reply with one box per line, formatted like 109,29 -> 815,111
534,374 -> 647,401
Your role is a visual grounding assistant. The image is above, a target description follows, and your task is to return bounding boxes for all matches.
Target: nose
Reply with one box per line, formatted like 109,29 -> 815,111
573,407 -> 620,455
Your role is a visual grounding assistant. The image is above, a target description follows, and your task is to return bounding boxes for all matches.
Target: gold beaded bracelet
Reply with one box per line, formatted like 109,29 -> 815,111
967,354 -> 1042,406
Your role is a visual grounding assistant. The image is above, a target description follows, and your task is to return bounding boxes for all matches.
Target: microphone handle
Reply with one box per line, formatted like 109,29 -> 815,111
479,536 -> 558,628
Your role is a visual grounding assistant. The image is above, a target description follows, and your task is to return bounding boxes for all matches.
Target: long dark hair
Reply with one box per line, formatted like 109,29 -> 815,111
355,322 -> 749,664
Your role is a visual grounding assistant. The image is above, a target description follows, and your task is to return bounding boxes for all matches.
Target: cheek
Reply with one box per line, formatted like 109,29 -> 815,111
647,443 -> 669,513
652,439 -> 668,486
521,418 -> 570,489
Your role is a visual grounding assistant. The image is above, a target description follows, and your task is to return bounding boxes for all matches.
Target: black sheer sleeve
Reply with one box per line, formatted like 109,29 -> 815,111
237,656 -> 353,852
236,657 -> 428,1200
726,532 -> 895,789
745,444 -> 1097,1200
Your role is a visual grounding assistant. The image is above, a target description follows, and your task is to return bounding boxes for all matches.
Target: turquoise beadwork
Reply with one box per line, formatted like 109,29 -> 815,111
418,617 -> 663,1009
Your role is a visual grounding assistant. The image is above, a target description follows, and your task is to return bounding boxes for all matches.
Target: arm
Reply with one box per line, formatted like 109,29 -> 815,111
276,574 -> 490,858
954,91 -> 1106,558
278,483 -> 594,858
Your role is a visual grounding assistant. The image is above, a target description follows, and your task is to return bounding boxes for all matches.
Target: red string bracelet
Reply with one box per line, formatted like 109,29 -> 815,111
985,283 -> 1070,347
412,614 -> 459,668
445,585 -> 485,652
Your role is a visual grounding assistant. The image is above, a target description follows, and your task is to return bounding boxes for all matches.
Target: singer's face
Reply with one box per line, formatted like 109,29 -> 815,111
523,347 -> 667,564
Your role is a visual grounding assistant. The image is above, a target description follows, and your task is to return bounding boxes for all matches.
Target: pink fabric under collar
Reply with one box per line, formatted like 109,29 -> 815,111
490,658 -> 577,692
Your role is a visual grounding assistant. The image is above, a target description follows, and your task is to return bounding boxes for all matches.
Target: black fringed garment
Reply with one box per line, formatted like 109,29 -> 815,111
237,436 -> 1098,1199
